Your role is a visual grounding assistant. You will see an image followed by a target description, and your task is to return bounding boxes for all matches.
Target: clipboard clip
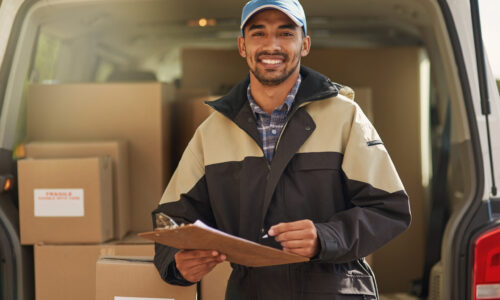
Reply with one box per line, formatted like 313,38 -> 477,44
155,212 -> 184,230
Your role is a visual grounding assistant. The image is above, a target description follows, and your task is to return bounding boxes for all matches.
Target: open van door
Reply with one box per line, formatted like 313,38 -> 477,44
0,1 -> 35,299
436,0 -> 500,299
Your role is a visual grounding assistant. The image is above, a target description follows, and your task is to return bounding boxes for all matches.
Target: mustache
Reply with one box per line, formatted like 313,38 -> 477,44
256,51 -> 288,61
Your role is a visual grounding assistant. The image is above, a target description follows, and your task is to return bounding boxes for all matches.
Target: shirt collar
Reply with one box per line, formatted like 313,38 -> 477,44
247,74 -> 302,117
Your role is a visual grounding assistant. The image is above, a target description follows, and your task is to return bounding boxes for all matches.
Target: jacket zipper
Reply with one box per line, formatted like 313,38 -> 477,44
264,102 -> 311,170
273,101 -> 312,156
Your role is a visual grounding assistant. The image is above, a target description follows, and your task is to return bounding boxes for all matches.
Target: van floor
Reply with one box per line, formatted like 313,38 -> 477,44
380,293 -> 421,300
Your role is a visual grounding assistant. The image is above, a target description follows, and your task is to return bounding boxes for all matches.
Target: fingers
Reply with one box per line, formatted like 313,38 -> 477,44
280,237 -> 319,258
268,219 -> 319,258
279,239 -> 316,249
174,250 -> 226,282
269,219 -> 317,242
273,227 -> 317,242
176,249 -> 221,261
182,260 -> 218,282
282,246 -> 317,257
268,219 -> 315,237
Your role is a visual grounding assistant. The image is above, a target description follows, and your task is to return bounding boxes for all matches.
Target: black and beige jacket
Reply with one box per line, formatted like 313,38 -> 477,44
153,66 -> 411,299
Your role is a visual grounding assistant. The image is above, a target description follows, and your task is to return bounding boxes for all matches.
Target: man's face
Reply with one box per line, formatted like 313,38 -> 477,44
238,9 -> 311,86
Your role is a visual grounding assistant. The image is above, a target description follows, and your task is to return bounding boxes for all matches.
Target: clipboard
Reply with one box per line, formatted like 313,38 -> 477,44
138,220 -> 309,267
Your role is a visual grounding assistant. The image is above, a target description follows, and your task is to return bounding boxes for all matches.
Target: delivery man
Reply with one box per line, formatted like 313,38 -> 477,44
153,0 -> 411,298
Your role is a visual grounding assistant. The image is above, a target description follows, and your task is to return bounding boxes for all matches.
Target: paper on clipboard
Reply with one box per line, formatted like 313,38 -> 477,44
138,220 -> 309,267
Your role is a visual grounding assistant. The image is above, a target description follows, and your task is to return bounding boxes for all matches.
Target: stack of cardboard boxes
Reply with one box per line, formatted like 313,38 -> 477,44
18,83 -> 197,300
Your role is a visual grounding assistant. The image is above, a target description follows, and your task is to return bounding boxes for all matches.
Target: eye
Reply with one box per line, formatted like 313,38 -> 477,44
251,31 -> 265,37
280,31 -> 295,37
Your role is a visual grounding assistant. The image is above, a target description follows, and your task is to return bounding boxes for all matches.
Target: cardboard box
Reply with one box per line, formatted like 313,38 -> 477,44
182,49 -> 248,93
25,141 -> 130,239
304,47 -> 427,292
351,87 -> 374,123
201,262 -> 232,300
18,157 -> 113,244
27,83 -> 174,232
173,94 -> 217,164
96,256 -> 196,300
34,235 -> 154,300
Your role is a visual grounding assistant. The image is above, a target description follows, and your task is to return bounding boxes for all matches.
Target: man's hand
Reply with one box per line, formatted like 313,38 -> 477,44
174,250 -> 226,283
268,219 -> 320,258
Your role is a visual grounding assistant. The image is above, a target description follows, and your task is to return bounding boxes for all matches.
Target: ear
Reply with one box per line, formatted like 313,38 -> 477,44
301,35 -> 311,57
238,36 -> 247,58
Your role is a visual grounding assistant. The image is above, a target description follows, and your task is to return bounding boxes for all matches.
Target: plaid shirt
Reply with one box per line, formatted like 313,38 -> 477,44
247,75 -> 302,162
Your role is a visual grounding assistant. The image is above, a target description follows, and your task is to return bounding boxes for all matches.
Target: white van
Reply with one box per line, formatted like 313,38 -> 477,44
0,0 -> 498,299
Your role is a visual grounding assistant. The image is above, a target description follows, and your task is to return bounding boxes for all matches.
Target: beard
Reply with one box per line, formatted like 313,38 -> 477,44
248,50 -> 301,86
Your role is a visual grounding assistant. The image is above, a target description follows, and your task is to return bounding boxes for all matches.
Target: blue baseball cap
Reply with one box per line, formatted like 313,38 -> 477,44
240,0 -> 307,36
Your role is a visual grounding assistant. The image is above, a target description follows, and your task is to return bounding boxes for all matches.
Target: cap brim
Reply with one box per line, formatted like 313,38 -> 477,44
240,4 -> 303,32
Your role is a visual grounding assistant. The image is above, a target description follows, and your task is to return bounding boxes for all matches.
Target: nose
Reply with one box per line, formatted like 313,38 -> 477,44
261,34 -> 281,52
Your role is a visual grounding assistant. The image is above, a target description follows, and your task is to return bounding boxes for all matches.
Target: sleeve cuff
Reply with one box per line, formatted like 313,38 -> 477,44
313,223 -> 341,262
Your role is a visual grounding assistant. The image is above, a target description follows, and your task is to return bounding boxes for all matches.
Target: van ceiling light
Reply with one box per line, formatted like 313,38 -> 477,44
199,18 -> 208,27
188,18 -> 217,27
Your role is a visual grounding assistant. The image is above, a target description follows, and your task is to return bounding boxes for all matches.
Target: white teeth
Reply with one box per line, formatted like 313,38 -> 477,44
262,59 -> 281,64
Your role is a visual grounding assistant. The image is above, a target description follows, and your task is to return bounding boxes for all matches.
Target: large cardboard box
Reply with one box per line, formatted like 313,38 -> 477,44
34,236 -> 154,300
25,141 -> 130,239
27,83 -> 174,232
303,47 -> 427,293
96,256 -> 196,300
18,157 -> 113,244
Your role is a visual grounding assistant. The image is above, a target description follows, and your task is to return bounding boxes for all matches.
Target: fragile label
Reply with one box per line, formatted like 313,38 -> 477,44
34,189 -> 84,217
115,297 -> 174,300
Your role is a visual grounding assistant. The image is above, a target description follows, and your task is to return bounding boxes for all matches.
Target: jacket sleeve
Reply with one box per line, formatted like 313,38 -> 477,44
314,104 -> 411,263
152,129 -> 215,285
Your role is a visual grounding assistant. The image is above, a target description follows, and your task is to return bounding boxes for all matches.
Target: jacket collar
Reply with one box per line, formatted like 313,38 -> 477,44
205,65 -> 339,120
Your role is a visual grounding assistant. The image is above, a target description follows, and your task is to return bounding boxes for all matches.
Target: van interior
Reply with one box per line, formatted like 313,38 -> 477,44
1,0 -> 477,299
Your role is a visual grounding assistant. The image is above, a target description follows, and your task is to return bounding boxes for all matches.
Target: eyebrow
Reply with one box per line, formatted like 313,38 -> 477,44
247,23 -> 297,32
248,24 -> 265,31
278,24 -> 296,30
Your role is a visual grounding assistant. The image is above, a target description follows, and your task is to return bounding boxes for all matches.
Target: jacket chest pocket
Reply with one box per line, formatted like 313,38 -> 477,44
282,154 -> 347,221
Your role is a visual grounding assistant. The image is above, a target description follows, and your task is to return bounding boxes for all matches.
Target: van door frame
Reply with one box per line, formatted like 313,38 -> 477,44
0,1 -> 37,300
437,0 -> 498,299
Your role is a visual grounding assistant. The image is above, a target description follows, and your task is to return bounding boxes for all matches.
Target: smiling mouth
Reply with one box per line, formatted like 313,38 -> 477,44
257,52 -> 287,67
261,59 -> 282,65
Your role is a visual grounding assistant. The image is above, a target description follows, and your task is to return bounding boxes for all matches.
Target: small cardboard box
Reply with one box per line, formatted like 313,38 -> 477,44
34,236 -> 154,300
18,156 -> 113,244
25,141 -> 130,239
96,256 -> 196,300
